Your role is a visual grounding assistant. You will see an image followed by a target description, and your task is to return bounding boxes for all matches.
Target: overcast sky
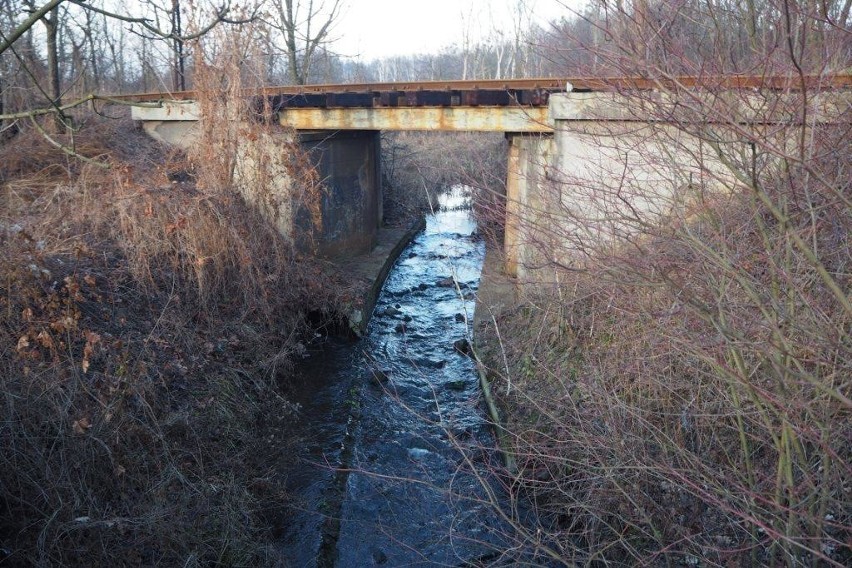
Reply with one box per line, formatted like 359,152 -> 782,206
329,0 -> 586,61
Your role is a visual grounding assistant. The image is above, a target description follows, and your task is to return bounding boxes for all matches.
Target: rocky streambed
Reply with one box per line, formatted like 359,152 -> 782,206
280,187 -> 509,566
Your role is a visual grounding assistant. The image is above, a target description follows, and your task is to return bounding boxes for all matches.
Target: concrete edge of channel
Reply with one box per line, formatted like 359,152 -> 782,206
347,216 -> 427,336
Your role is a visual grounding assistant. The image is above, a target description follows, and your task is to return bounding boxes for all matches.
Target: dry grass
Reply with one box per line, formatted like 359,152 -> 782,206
0,110 -> 352,565
474,110 -> 851,566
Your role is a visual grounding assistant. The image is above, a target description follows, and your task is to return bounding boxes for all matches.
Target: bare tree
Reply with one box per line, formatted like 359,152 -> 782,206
264,0 -> 341,85
0,0 -> 255,165
0,0 -> 254,122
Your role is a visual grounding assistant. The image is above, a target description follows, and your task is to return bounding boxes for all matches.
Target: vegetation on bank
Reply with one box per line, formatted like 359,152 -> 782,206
476,172 -> 851,563
470,6 -> 850,564
0,115 -> 354,565
381,131 -> 507,223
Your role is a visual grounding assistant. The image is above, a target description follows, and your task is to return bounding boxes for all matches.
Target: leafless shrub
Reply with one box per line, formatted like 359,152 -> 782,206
383,131 -> 506,230
476,2 -> 851,565
0,57 -> 352,566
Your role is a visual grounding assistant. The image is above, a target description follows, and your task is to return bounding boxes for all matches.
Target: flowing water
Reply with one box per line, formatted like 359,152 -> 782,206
281,187 -> 507,566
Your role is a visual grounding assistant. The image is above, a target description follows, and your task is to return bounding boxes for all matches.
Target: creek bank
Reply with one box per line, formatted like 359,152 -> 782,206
333,218 -> 426,336
470,248 -> 519,472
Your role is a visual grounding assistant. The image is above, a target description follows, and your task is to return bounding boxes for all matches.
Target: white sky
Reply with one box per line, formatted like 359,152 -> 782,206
329,0 -> 586,61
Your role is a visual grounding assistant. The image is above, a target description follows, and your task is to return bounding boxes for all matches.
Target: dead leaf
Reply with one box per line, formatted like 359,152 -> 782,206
72,416 -> 92,435
50,316 -> 77,333
36,330 -> 54,350
83,274 -> 96,287
83,331 -> 102,370
16,335 -> 30,351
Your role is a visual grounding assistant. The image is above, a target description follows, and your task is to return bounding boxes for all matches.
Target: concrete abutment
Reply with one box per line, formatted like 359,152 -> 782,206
298,130 -> 382,257
133,88 -> 851,285
132,105 -> 383,259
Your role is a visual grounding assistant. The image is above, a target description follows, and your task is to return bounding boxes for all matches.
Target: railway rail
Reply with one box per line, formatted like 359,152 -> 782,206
108,74 -> 852,110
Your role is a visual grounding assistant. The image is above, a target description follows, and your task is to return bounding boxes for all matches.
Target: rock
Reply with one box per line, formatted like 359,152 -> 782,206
452,426 -> 474,440
454,313 -> 466,323
453,338 -> 472,355
394,323 -> 407,333
407,447 -> 431,459
372,369 -> 391,384
436,277 -> 455,287
445,379 -> 467,391
408,252 -> 417,258
417,283 -> 429,291
381,306 -> 401,317
402,314 -> 412,322
372,548 -> 388,564
414,358 -> 445,369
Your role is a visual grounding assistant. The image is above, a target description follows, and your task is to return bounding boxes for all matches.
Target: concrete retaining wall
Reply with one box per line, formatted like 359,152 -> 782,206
132,104 -> 384,259
505,92 -> 751,283
299,130 -> 382,257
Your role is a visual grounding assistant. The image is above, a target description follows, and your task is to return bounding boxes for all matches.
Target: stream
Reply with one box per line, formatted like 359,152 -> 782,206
280,186 -> 508,566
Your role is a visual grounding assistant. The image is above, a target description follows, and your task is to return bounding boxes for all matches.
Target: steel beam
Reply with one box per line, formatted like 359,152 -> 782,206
276,106 -> 553,132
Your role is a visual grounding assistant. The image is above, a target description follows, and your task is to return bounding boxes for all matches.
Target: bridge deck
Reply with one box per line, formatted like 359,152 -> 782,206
127,75 -> 851,133
114,75 -> 852,108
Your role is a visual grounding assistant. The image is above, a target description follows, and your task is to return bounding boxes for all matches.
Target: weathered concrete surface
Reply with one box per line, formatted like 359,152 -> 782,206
278,106 -> 553,132
504,89 -> 852,283
503,133 -> 555,279
140,120 -> 198,148
473,248 -> 516,335
133,102 -> 200,147
232,129 -> 297,242
504,92 -> 766,282
132,101 -> 386,259
335,217 -> 426,336
549,89 -> 852,124
299,130 -> 382,257
132,101 -> 200,121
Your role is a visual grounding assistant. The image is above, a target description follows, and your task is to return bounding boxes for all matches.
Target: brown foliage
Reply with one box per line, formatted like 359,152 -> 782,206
473,3 -> 851,563
0,111 -> 352,564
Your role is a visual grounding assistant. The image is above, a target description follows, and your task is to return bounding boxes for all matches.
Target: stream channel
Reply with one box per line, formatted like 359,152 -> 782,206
280,187 -> 508,566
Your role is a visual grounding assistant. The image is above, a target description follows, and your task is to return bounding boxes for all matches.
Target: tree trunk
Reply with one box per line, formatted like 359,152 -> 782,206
284,0 -> 302,84
85,9 -> 99,91
171,0 -> 185,91
44,6 -> 61,131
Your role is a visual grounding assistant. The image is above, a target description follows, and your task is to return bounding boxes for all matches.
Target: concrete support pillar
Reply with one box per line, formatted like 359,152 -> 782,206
503,133 -> 554,281
299,130 -> 382,258
503,137 -> 523,278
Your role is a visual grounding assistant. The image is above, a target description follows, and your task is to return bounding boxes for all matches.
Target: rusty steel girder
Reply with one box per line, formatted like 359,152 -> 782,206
113,75 -> 852,108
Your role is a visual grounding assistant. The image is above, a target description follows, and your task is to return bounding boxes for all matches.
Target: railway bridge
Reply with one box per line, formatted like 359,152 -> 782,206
127,76 -> 851,278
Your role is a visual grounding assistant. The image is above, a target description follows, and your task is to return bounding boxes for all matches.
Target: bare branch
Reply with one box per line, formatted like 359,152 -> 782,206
28,113 -> 109,168
0,0 -> 64,56
0,94 -> 163,121
66,0 -> 255,42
